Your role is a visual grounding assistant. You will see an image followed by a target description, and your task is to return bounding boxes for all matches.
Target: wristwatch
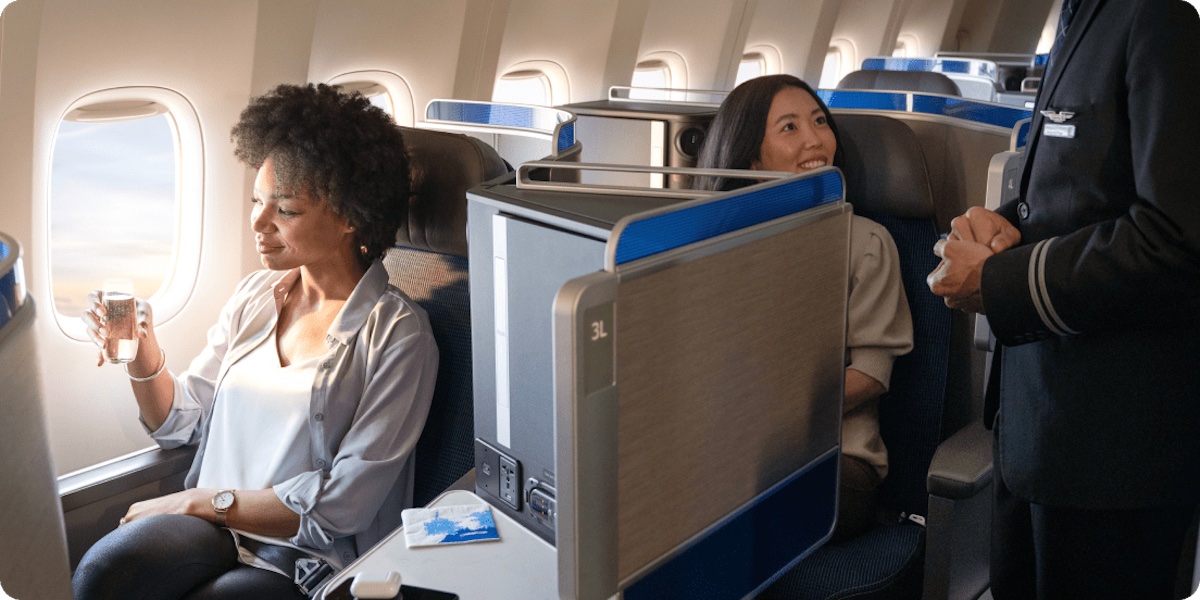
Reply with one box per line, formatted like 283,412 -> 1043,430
211,489 -> 236,527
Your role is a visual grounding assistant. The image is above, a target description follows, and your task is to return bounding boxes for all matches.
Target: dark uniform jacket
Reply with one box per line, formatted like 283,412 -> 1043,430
980,0 -> 1200,509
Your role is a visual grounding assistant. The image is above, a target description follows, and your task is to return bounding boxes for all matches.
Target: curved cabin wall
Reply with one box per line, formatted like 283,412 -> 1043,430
5,0 -> 306,474
636,0 -> 755,91
307,0 -> 477,117
495,0 -> 639,102
745,0 -> 842,84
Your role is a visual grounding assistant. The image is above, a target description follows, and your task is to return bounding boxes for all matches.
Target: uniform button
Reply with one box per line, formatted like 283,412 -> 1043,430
342,551 -> 354,562
316,459 -> 326,468
314,413 -> 324,421
322,361 -> 332,370
1017,202 -> 1030,219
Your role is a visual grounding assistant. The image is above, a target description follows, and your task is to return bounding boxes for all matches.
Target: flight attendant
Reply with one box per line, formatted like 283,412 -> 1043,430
928,1 -> 1200,598
74,83 -> 439,599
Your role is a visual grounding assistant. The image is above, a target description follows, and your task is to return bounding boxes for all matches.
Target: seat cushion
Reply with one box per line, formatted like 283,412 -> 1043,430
757,522 -> 925,600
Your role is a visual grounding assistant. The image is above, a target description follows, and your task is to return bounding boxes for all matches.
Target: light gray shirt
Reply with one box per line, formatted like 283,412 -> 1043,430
148,260 -> 438,568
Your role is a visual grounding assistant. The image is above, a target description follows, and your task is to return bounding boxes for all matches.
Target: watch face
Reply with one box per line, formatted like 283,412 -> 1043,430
213,490 -> 235,511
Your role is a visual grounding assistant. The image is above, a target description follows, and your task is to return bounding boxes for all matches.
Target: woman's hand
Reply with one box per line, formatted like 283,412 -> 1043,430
119,489 -> 210,526
82,292 -> 157,367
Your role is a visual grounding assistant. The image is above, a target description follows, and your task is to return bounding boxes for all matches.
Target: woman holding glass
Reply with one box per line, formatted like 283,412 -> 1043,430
694,74 -> 913,541
74,83 -> 438,599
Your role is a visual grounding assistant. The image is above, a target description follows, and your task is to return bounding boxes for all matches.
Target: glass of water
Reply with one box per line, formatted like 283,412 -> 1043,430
100,278 -> 138,364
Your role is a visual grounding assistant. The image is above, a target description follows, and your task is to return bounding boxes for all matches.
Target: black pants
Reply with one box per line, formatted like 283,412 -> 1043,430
73,514 -> 307,600
992,469 -> 1196,600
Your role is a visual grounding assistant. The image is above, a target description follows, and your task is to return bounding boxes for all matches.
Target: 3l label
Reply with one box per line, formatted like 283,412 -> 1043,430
582,303 -> 614,396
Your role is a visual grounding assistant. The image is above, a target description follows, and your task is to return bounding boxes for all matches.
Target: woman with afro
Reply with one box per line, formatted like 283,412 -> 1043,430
75,83 -> 439,599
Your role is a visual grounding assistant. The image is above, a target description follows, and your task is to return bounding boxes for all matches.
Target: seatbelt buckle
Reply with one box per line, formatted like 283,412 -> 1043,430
295,557 -> 335,597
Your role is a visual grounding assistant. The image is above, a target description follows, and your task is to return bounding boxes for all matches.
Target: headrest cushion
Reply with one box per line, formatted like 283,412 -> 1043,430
836,114 -> 936,220
837,69 -> 962,97
398,127 -> 509,257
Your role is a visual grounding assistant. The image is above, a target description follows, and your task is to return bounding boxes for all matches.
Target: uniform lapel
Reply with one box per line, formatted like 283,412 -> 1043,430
1020,0 -> 1107,197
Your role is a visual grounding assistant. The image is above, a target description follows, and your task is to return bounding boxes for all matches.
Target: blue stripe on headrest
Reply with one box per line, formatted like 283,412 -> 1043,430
613,170 -> 843,265
861,57 -> 997,79
816,90 -> 908,111
911,95 -> 1031,129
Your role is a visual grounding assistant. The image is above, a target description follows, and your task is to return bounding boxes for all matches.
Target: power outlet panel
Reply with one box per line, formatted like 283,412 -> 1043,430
476,442 -> 500,499
498,455 -> 521,510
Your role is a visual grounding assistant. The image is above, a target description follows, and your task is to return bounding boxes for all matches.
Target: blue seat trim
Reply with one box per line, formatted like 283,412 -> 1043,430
910,95 -> 1029,130
861,57 -> 997,81
817,90 -> 1032,130
612,169 -> 843,265
818,90 -> 910,112
625,452 -> 839,600
0,241 -> 15,330
557,122 -> 575,153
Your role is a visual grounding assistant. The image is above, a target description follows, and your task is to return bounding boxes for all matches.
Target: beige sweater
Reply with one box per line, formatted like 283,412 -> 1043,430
842,215 -> 914,479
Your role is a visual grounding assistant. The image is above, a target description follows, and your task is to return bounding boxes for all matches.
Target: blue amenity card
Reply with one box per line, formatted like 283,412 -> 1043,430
401,504 -> 500,548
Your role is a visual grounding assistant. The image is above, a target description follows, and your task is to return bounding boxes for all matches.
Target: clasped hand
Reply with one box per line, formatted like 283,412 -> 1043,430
926,207 -> 1021,313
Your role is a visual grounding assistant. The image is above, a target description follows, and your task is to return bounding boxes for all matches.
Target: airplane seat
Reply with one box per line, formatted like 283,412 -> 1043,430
837,70 -> 963,97
760,114 -> 990,600
384,126 -> 509,507
0,233 -> 74,599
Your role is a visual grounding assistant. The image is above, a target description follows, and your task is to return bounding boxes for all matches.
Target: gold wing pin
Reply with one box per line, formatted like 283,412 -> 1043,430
1040,110 -> 1075,124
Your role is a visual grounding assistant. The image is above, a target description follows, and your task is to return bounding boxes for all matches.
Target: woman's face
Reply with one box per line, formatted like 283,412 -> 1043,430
753,86 -> 837,174
250,157 -> 355,271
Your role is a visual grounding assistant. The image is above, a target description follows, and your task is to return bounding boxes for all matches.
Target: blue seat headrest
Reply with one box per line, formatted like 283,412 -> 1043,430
836,114 -> 936,220
837,69 -> 962,97
398,127 -> 509,257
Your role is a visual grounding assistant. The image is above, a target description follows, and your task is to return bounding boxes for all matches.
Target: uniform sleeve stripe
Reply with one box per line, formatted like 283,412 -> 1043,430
1028,239 -> 1068,336
1035,236 -> 1079,335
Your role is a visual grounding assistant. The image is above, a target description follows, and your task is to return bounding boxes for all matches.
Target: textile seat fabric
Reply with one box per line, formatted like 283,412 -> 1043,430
385,127 -> 508,507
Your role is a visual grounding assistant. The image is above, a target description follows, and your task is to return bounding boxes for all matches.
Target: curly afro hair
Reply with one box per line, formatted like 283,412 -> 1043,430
231,83 -> 410,267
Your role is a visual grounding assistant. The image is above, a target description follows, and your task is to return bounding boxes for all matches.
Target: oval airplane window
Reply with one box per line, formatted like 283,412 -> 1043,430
493,60 -> 570,106
493,69 -> 552,106
49,87 -> 202,340
327,70 -> 416,127
735,54 -> 764,86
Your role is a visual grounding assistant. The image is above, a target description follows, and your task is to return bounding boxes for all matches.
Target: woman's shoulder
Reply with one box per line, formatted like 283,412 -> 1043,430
364,283 -> 435,341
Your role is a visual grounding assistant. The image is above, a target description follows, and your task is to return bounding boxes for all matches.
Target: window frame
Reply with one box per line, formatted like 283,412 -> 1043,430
47,87 -> 203,341
327,70 -> 416,127
493,60 -> 571,107
820,39 -> 857,89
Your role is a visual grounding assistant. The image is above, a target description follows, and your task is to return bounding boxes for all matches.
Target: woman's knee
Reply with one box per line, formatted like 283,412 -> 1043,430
73,514 -> 237,600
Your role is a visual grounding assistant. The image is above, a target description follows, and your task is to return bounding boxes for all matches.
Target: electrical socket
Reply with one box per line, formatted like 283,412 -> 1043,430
499,454 -> 521,510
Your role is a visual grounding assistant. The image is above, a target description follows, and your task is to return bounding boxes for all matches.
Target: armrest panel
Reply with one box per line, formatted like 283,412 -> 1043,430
927,422 -> 993,500
59,445 -> 196,512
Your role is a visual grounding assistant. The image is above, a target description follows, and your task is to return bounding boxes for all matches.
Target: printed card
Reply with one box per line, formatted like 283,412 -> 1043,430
401,503 -> 500,548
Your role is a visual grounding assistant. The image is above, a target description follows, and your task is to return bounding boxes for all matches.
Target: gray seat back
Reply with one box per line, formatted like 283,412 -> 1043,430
385,127 -> 508,506
838,69 -> 963,97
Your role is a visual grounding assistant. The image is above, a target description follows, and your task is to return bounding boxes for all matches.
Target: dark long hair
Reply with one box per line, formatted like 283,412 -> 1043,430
231,83 -> 411,268
693,74 -> 843,192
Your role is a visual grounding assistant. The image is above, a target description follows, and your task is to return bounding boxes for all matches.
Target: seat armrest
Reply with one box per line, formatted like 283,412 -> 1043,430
926,422 -> 993,500
59,445 -> 196,512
